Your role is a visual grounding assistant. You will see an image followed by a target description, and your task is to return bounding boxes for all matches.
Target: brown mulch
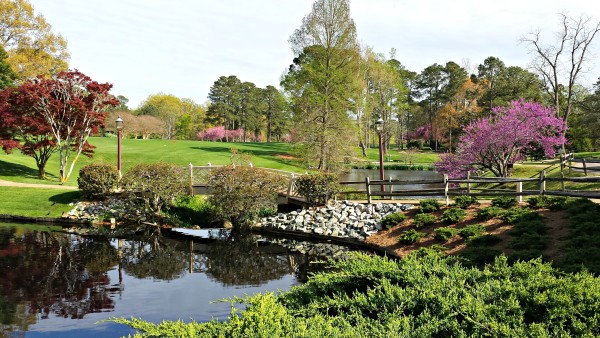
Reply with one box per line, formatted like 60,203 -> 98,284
365,202 -> 568,260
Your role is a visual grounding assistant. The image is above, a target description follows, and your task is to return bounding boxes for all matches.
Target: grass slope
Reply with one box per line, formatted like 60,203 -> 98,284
0,137 -> 302,186
0,187 -> 81,217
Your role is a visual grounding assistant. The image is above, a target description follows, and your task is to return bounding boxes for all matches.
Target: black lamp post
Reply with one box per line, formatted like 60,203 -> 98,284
376,118 -> 384,192
116,116 -> 123,176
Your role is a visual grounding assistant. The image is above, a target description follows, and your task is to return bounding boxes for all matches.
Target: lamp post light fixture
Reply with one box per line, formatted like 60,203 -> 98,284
376,118 -> 384,192
116,116 -> 123,177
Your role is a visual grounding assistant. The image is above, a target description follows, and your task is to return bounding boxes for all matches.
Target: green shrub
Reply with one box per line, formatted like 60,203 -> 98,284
419,198 -> 441,213
500,207 -> 535,224
477,206 -> 504,221
434,227 -> 457,241
167,195 -> 219,227
526,196 -> 551,209
413,213 -> 437,228
121,162 -> 189,214
453,195 -> 478,209
77,163 -> 119,198
508,220 -> 547,236
440,208 -> 467,224
461,247 -> 503,266
468,234 -> 502,247
509,233 -> 548,251
381,212 -> 407,229
208,166 -> 286,234
458,224 -> 486,239
399,229 -> 427,244
491,196 -> 518,209
295,172 -> 340,207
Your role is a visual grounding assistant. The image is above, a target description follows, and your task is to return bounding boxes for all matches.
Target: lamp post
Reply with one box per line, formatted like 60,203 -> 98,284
376,118 -> 384,192
116,116 -> 123,177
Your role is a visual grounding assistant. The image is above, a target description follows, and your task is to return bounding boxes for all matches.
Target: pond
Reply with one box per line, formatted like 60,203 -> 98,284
0,223 -> 363,337
339,169 -> 443,196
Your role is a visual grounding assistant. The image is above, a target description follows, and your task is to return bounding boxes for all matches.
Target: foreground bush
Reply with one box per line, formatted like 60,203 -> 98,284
208,166 -> 286,234
399,229 -> 427,244
418,198 -> 441,213
413,213 -> 437,228
121,162 -> 188,214
78,163 -> 119,198
113,252 -> 600,337
381,212 -> 407,229
166,195 -> 219,227
295,172 -> 340,207
453,195 -> 478,208
440,207 -> 467,224
491,196 -> 518,209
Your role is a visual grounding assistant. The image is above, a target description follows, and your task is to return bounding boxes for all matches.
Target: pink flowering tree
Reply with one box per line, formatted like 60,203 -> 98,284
197,126 -> 225,141
225,128 -> 244,142
435,100 -> 567,178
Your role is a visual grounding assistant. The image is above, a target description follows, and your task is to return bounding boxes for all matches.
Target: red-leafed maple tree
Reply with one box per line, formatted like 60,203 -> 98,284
0,85 -> 56,178
0,70 -> 119,182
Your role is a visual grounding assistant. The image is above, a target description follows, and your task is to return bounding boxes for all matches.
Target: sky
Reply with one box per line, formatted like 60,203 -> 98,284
30,0 -> 600,109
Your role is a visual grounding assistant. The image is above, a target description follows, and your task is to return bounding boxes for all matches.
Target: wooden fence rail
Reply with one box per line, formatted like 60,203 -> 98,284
340,170 -> 600,204
561,153 -> 600,175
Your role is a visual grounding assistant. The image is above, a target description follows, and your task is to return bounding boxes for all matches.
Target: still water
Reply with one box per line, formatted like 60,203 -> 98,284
0,223 -> 357,337
339,169 -> 443,194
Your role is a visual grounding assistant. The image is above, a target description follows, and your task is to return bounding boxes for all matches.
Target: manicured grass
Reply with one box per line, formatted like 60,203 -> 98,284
356,147 -> 439,164
0,137 -> 303,186
0,187 -> 81,217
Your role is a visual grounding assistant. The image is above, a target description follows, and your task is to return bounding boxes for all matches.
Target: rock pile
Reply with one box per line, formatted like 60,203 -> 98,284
258,200 -> 412,242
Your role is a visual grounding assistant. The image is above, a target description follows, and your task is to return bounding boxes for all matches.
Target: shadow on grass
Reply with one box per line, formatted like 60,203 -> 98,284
0,159 -> 59,180
49,190 -> 82,204
190,146 -> 303,169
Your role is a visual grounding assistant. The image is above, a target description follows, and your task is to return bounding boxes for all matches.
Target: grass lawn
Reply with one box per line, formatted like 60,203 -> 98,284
0,137 -> 304,186
0,187 -> 81,217
356,147 -> 439,164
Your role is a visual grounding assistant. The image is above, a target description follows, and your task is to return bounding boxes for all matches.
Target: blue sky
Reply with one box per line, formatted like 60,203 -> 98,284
31,0 -> 600,108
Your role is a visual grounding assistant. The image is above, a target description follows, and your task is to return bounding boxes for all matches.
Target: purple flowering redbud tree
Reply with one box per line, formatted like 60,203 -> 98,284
435,100 -> 567,178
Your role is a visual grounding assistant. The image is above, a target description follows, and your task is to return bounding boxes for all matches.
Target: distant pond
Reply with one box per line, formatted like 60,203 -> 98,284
339,169 -> 443,196
0,223 -> 366,337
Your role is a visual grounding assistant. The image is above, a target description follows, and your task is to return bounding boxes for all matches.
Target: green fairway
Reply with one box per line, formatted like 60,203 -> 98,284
356,147 -> 439,164
0,187 -> 81,217
0,137 -> 303,186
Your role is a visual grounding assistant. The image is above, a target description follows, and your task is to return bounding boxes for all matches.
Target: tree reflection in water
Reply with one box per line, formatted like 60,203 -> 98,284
0,225 -> 118,333
0,224 -> 360,336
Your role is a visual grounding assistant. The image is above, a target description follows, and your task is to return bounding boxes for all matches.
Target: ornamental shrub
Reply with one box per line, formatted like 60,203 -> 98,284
413,213 -> 437,228
295,172 -> 340,207
434,227 -> 457,241
458,224 -> 486,239
477,206 -> 504,221
381,212 -> 407,229
526,195 -> 551,209
500,207 -> 535,224
121,162 -> 188,214
441,208 -> 467,224
468,234 -> 502,247
419,198 -> 441,213
208,165 -> 286,234
491,196 -> 518,209
78,163 -> 119,198
399,229 -> 427,244
453,195 -> 478,209
167,195 -> 219,227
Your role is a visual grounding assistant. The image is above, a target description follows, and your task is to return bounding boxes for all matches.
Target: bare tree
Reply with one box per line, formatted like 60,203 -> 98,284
521,13 -> 600,148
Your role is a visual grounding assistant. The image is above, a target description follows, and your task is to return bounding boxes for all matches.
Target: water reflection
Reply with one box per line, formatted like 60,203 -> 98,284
0,223 -> 361,337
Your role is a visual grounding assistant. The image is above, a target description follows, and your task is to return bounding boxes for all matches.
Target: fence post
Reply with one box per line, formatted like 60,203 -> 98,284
568,153 -> 573,173
388,176 -> 393,199
583,158 -> 588,176
189,163 -> 194,196
560,153 -> 564,172
366,177 -> 372,204
539,170 -> 546,195
561,172 -> 565,192
516,181 -> 523,203
444,174 -> 449,206
466,171 -> 471,195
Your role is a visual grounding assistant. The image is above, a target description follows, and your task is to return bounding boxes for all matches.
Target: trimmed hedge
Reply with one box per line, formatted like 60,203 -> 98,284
78,163 -> 119,198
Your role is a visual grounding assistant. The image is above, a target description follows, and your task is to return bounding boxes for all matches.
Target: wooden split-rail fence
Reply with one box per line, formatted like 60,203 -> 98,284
561,152 -> 600,176
188,163 -> 600,205
338,170 -> 600,204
